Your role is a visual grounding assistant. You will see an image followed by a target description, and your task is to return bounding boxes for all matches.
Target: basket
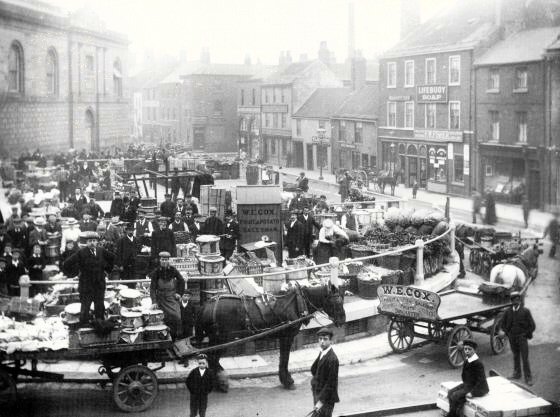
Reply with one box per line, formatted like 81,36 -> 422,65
343,275 -> 359,294
8,298 -> 42,317
174,231 -> 191,244
378,253 -> 401,270
246,262 -> 264,286
357,278 -> 381,299
345,262 -> 364,276
349,245 -> 375,264
380,271 -> 401,285
400,253 -> 416,271
71,327 -> 121,348
169,257 -> 199,278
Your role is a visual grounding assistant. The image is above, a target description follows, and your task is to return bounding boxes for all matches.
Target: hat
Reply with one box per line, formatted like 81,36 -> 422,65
81,231 -> 99,240
11,248 -> 23,255
323,219 -> 334,229
165,193 -> 172,198
0,257 -> 6,263
320,195 -> 326,199
174,212 -> 182,217
290,210 -> 298,215
158,251 -> 171,258
13,216 -> 23,223
33,217 -> 46,226
110,216 -> 120,225
158,216 -> 169,223
316,327 -> 334,338
67,218 -> 78,225
89,192 -> 95,198
462,339 -> 478,350
145,213 -> 155,220
510,291 -> 522,300
225,210 -> 233,217
125,223 -> 135,231
209,206 -> 217,212
196,353 -> 208,361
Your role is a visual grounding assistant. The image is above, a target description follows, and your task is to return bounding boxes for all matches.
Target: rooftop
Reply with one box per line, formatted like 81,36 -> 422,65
332,84 -> 379,121
262,61 -> 316,85
292,88 -> 351,119
475,26 -> 560,65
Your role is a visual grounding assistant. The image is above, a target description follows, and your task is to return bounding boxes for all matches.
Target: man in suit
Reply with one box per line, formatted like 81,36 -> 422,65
447,339 -> 489,417
150,218 -> 176,264
79,213 -> 98,232
299,207 -> 319,258
186,353 -> 214,417
5,248 -> 27,296
285,211 -> 304,259
83,193 -> 104,220
296,172 -> 309,193
110,192 -> 124,218
63,231 -> 114,324
185,194 -> 199,215
184,208 -> 197,238
310,327 -> 339,417
500,291 -> 536,385
202,207 -> 224,236
288,190 -> 307,213
7,217 -> 28,252
115,224 -> 139,288
160,194 -> 176,220
220,211 -> 239,261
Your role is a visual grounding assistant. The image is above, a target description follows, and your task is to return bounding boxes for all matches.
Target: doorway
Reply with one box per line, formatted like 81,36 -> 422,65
293,142 -> 304,168
306,144 -> 314,170
408,156 -> 418,186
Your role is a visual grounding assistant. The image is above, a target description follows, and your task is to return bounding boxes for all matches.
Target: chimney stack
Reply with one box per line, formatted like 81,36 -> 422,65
350,50 -> 366,91
400,0 -> 420,40
318,41 -> 333,67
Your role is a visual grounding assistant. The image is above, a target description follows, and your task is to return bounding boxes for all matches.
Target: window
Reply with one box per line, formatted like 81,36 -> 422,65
515,67 -> 527,91
296,119 -> 301,136
172,108 -> 176,120
281,89 -> 285,103
281,113 -> 287,128
241,89 -> 245,105
271,139 -> 276,154
85,55 -> 94,71
454,155 -> 464,182
273,88 -> 277,103
46,48 -> 58,95
213,100 -> 223,115
273,113 -> 279,128
265,113 -> 270,127
488,68 -> 500,91
387,102 -> 397,127
425,58 -> 436,84
516,111 -> 527,143
404,60 -> 414,87
404,101 -> 414,128
8,42 -> 24,93
340,120 -> 346,141
449,101 -> 460,130
425,103 -> 436,129
113,59 -> 123,97
490,111 -> 500,141
252,88 -> 256,105
355,122 -> 363,143
264,89 -> 269,104
318,120 -> 326,129
448,55 -> 460,85
387,62 -> 396,88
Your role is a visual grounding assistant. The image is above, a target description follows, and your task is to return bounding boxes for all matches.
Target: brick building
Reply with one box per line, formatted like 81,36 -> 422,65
0,0 -> 129,155
474,27 -> 560,209
377,0 -> 499,195
238,77 -> 263,160
545,39 -> 560,210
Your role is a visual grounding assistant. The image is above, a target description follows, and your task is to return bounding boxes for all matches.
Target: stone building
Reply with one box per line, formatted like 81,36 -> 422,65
545,39 -> 560,210
0,0 -> 129,155
238,77 -> 264,160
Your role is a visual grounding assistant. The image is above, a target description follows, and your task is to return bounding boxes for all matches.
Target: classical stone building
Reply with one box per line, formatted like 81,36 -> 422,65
0,0 -> 129,155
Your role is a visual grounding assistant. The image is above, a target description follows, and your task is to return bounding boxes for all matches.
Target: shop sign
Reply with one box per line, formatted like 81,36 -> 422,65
414,129 -> 463,143
416,85 -> 448,103
338,141 -> 356,149
237,203 -> 283,262
388,95 -> 412,101
428,147 -> 446,168
377,285 -> 441,321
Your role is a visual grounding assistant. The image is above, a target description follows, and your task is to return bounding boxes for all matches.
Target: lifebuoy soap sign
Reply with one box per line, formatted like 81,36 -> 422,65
377,285 -> 441,321
416,85 -> 448,103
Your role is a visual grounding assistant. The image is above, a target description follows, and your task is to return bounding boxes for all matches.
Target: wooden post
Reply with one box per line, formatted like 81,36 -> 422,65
449,220 -> 456,253
329,257 -> 340,288
415,239 -> 425,285
19,275 -> 30,299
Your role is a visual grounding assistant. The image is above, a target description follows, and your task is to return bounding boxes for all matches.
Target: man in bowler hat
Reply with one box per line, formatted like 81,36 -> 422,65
310,327 -> 339,417
447,339 -> 489,417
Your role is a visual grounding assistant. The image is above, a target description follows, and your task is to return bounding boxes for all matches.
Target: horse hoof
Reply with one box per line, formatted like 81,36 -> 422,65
283,383 -> 296,390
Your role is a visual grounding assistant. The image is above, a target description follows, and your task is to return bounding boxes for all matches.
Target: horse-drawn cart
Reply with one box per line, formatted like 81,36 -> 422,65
377,280 -> 532,368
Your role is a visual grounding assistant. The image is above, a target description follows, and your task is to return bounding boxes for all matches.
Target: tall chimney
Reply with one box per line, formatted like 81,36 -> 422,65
348,2 -> 355,60
351,51 -> 366,91
400,0 -> 420,40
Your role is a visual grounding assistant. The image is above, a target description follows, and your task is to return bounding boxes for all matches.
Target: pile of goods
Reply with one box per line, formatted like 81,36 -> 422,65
0,315 -> 68,354
356,265 -> 402,299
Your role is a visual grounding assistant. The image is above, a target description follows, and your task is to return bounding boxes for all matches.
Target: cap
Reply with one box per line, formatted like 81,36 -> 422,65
13,216 -> 23,223
174,212 -> 182,217
462,339 -> 478,350
320,195 -> 326,199
66,218 -> 78,225
158,251 -> 171,258
510,291 -> 522,300
225,210 -> 233,217
165,193 -> 172,197
209,206 -> 217,212
323,219 -> 334,228
158,216 -> 169,223
316,327 -> 334,338
290,210 -> 298,215
110,216 -> 120,225
33,217 -> 46,226
125,223 -> 135,230
196,353 -> 208,361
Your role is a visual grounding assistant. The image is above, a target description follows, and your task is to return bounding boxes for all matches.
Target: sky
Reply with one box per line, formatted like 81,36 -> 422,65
47,0 -> 452,67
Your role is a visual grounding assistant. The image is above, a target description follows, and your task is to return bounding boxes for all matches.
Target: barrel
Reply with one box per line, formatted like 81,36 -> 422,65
196,235 -> 221,255
199,255 -> 224,275
262,267 -> 286,294
480,236 -> 493,249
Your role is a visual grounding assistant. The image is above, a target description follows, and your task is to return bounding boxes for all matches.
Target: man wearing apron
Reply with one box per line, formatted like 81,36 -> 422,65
149,251 -> 185,339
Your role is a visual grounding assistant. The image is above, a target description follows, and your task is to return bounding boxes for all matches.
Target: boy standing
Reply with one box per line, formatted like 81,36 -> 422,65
186,354 -> 214,417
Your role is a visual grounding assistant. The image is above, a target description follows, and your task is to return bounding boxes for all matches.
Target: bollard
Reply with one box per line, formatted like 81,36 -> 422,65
414,239 -> 425,285
329,257 -> 340,288
19,274 -> 31,299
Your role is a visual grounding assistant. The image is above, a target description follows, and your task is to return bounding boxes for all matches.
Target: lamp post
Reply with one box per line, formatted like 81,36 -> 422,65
314,128 -> 331,181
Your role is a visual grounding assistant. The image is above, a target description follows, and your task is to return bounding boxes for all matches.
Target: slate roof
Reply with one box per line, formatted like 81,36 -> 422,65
382,0 -> 498,58
332,84 -> 379,121
292,88 -> 351,119
475,26 -> 560,65
262,61 -> 316,85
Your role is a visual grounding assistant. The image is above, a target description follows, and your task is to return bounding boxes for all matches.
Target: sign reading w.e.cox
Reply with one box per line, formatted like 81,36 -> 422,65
377,285 -> 441,321
416,85 -> 448,103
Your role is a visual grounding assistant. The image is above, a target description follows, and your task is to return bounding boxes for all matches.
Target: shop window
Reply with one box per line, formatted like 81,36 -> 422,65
448,55 -> 460,86
404,101 -> 414,128
387,102 -> 397,127
425,103 -> 436,129
490,111 -> 500,141
354,122 -> 363,143
449,101 -> 460,130
514,67 -> 528,91
404,60 -> 414,87
428,148 -> 447,182
362,154 -> 369,168
425,58 -> 436,84
340,120 -> 346,141
516,112 -> 527,143
352,152 -> 361,169
407,144 -> 417,155
419,145 -> 427,157
387,62 -> 396,88
485,165 -> 493,176
454,155 -> 464,182
296,119 -> 301,136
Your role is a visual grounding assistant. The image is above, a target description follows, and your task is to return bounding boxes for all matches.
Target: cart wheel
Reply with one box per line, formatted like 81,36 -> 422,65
481,253 -> 493,277
388,318 -> 414,353
428,322 -> 445,342
490,314 -> 508,354
447,325 -> 472,368
470,250 -> 481,274
0,368 -> 17,409
113,365 -> 158,412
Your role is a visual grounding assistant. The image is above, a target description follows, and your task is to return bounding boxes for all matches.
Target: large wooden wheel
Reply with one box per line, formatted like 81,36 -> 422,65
0,368 -> 16,409
490,313 -> 508,354
446,325 -> 472,368
469,250 -> 481,274
388,318 -> 414,353
428,322 -> 446,343
113,365 -> 159,412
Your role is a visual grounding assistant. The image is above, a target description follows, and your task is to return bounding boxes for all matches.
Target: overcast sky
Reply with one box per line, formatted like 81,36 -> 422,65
49,0 -> 452,67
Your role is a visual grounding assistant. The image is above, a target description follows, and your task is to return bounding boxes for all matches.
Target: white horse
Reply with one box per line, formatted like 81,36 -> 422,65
489,245 -> 539,291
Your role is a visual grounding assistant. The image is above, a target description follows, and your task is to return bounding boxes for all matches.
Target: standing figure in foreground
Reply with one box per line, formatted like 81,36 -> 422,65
186,354 -> 214,417
310,327 -> 339,417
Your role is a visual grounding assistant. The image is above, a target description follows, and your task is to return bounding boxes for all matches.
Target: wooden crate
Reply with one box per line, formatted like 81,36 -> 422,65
200,185 -> 227,219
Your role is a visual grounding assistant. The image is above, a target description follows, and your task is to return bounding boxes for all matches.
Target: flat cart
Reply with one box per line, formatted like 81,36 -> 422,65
376,282 -> 531,368
0,339 -> 174,412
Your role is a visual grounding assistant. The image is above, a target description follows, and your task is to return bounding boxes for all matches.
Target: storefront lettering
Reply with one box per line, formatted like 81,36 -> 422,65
377,284 -> 441,321
414,129 -> 463,143
417,85 -> 448,103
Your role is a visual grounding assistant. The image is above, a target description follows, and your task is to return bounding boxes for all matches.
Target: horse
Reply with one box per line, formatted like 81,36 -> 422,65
196,283 -> 346,391
489,244 -> 540,290
377,170 -> 398,196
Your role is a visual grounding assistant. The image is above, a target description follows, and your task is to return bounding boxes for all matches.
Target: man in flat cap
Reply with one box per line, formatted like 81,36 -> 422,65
63,231 -> 115,324
447,339 -> 489,417
7,216 -> 28,252
150,217 -> 176,265
202,207 -> 224,236
115,223 -> 140,288
500,291 -> 536,385
149,251 -> 184,339
310,327 -> 339,417
5,248 -> 26,296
